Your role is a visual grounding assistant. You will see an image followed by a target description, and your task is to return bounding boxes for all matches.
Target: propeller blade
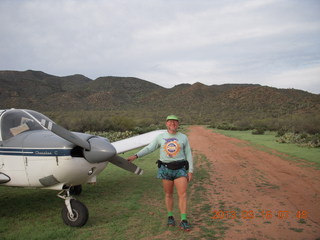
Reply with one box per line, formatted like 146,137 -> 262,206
40,119 -> 91,150
108,155 -> 143,175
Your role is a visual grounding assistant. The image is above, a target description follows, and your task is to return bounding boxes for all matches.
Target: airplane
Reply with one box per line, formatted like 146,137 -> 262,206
0,108 -> 165,227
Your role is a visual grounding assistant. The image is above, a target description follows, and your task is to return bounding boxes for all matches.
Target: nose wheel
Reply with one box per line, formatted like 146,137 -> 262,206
58,189 -> 89,227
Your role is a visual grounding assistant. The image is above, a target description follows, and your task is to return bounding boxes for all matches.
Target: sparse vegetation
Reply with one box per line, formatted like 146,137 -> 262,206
276,132 -> 320,148
46,111 -> 164,134
1,70 -> 320,126
1,70 -> 319,148
289,227 -> 304,232
85,130 -> 136,142
252,128 -> 265,135
212,129 -> 320,167
210,113 -> 320,148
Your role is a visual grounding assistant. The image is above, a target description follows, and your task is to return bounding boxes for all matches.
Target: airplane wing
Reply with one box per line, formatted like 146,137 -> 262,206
111,130 -> 166,154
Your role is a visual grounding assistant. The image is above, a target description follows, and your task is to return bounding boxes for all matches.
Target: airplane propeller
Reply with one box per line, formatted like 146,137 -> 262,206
41,119 -> 91,150
40,119 -> 143,175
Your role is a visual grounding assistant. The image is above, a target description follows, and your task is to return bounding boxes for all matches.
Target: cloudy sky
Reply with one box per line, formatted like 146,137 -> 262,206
1,0 -> 319,93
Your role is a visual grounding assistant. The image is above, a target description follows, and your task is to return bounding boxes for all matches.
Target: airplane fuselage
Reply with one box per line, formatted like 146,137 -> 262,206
0,130 -> 108,190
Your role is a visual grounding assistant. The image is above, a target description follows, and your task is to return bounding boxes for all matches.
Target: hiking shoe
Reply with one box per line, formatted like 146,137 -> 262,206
167,216 -> 176,226
179,220 -> 191,231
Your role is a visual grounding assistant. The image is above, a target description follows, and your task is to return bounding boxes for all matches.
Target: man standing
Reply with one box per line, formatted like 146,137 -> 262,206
127,115 -> 193,231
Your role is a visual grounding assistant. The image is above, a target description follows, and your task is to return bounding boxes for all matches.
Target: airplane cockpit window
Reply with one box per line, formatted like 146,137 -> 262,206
1,109 -> 44,141
25,110 -> 54,124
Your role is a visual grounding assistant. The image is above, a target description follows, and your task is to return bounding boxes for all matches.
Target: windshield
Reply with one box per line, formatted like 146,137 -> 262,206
0,109 -> 52,141
25,110 -> 54,124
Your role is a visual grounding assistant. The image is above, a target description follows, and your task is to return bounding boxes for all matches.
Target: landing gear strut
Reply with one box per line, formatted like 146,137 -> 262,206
58,188 -> 88,227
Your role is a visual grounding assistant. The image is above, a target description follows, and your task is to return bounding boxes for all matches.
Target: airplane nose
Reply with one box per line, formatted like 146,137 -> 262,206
83,137 -> 116,163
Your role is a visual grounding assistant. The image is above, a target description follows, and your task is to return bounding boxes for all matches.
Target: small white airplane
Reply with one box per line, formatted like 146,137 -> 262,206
0,108 -> 165,227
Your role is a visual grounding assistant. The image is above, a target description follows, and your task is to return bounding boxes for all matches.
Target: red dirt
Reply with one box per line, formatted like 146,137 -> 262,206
187,126 -> 320,240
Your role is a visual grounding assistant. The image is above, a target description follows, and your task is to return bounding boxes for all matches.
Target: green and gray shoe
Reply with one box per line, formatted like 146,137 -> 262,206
179,220 -> 191,231
167,216 -> 176,226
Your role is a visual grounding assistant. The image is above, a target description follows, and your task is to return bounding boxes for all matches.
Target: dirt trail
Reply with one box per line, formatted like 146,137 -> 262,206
188,126 -> 320,240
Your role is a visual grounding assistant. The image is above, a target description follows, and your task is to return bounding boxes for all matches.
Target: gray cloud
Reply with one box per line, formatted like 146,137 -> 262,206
0,0 -> 319,93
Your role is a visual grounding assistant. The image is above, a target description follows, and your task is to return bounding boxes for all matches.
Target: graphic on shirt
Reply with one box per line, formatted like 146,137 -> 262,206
163,138 -> 181,158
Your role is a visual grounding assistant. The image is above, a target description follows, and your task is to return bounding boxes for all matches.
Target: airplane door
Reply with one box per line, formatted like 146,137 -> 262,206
24,154 -> 59,188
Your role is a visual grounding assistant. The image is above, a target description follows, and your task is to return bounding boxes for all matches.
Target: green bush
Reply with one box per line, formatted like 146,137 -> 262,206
86,130 -> 136,142
216,122 -> 237,130
233,119 -> 252,130
252,128 -> 265,135
47,110 -> 320,137
276,128 -> 287,137
276,132 -> 320,148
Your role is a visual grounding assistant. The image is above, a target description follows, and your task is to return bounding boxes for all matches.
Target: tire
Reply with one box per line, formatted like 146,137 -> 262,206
61,199 -> 89,227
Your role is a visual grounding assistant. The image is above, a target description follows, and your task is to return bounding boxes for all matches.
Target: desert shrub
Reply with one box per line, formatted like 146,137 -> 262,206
109,116 -> 136,132
276,132 -> 320,148
134,124 -> 160,134
216,122 -> 237,130
53,111 -> 147,132
276,128 -> 287,137
251,119 -> 268,131
208,120 -> 217,129
252,128 -> 265,135
277,113 -> 320,134
233,119 -> 252,130
86,130 -> 136,142
310,134 -> 320,147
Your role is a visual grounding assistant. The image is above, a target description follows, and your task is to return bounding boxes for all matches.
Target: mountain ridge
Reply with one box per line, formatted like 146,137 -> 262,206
0,70 -> 319,124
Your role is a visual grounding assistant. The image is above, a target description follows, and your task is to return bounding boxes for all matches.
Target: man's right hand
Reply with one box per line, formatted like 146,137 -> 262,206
127,155 -> 138,162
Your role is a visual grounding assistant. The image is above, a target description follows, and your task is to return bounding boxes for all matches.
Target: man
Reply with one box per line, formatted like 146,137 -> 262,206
127,115 -> 193,231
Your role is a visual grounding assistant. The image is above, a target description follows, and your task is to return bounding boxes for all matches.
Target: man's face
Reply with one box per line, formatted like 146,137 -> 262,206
166,120 -> 179,132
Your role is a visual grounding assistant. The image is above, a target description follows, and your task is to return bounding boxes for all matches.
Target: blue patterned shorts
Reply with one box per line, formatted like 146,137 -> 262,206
157,165 -> 188,181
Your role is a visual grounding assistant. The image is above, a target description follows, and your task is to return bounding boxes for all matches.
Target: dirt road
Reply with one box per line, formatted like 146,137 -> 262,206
188,126 -> 320,240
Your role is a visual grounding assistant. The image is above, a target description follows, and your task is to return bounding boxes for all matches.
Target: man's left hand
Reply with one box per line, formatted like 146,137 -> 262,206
187,172 -> 193,182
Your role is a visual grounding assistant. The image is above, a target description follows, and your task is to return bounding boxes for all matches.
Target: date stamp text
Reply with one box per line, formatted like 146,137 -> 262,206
211,210 -> 309,220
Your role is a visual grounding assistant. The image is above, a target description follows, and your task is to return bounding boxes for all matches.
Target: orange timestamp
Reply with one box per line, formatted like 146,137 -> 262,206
211,210 -> 309,220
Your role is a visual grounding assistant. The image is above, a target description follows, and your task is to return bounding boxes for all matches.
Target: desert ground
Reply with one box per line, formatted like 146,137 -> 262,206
186,126 -> 320,240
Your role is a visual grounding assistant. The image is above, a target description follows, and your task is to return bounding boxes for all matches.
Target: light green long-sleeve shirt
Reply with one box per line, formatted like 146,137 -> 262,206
136,131 -> 194,173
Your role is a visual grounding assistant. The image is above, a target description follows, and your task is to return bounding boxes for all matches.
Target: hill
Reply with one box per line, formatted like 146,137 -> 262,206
0,70 -> 319,126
